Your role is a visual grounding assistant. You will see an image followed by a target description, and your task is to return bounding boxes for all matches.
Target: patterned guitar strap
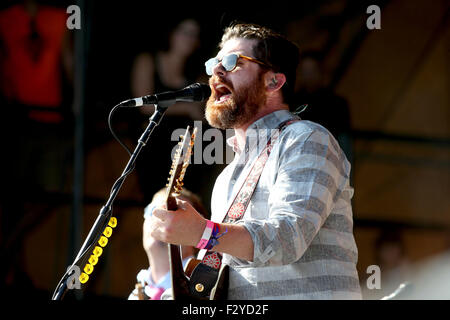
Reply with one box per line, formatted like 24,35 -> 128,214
198,117 -> 300,290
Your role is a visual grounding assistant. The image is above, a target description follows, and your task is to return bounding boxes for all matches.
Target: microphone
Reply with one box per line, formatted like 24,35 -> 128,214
120,83 -> 211,107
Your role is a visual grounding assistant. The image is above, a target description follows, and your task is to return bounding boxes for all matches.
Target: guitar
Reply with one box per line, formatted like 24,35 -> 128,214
164,126 -> 229,300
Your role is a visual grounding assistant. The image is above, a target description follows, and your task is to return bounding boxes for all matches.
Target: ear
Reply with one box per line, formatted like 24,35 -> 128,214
265,72 -> 286,92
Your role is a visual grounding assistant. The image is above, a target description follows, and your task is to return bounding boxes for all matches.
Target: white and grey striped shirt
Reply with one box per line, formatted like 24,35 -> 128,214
210,110 -> 362,299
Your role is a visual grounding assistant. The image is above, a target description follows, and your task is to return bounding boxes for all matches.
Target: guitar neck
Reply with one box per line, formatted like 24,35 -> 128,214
163,126 -> 197,299
166,196 -> 178,211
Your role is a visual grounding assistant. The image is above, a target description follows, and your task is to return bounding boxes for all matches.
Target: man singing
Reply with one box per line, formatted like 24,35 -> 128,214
148,23 -> 361,299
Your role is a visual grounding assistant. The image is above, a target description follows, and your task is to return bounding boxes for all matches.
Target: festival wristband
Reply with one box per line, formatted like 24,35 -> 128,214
205,224 -> 228,250
196,220 -> 214,249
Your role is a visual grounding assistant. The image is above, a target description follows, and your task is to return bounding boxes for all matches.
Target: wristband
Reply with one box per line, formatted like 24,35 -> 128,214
196,220 -> 214,249
205,224 -> 228,250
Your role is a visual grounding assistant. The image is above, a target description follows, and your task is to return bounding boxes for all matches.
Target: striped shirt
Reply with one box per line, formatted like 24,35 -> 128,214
210,110 -> 361,299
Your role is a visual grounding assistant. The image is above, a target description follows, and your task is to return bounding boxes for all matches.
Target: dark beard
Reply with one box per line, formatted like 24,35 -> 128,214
205,72 -> 266,129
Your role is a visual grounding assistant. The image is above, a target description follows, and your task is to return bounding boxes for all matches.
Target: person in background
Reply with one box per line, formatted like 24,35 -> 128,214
130,17 -> 205,120
365,228 -> 411,299
375,229 -> 409,275
129,17 -> 214,205
0,0 -> 73,297
128,188 -> 209,300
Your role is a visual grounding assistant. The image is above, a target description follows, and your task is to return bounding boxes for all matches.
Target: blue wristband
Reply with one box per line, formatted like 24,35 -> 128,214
205,224 -> 228,250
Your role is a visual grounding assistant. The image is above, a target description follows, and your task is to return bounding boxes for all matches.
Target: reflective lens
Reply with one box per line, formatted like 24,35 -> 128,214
205,58 -> 219,76
205,53 -> 240,75
222,54 -> 239,71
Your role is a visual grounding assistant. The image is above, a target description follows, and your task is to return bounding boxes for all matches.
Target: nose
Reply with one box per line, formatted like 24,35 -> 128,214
212,60 -> 226,77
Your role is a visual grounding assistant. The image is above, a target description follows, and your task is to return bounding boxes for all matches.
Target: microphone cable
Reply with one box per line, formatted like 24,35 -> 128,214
106,103 -> 137,202
108,102 -> 134,157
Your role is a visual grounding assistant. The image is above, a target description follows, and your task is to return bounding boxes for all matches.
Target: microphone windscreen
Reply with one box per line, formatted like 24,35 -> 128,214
188,83 -> 211,102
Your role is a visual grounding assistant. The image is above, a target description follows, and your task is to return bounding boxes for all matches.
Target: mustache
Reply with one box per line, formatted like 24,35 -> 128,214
209,75 -> 234,91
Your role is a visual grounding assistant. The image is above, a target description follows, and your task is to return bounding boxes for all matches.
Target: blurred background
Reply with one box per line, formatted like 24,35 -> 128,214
0,0 -> 448,300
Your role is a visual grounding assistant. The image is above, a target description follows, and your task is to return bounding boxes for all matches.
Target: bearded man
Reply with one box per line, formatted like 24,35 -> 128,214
148,23 -> 361,300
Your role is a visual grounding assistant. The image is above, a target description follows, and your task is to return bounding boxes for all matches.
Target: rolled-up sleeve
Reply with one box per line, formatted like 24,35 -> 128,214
236,127 -> 350,267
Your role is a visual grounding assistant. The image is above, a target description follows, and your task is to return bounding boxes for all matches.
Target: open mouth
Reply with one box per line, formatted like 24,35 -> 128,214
214,84 -> 232,103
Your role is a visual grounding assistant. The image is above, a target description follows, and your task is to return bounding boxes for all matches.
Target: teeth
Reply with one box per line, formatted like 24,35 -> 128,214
214,84 -> 231,102
218,94 -> 231,102
215,84 -> 230,94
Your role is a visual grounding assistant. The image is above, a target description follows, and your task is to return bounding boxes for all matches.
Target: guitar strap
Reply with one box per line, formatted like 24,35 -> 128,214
189,117 -> 299,299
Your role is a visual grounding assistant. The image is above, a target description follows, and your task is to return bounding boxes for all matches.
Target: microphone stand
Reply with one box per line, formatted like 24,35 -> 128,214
52,103 -> 168,300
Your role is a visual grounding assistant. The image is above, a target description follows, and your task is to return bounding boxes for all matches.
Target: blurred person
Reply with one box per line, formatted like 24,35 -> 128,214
362,228 -> 412,300
129,17 -> 214,203
375,229 -> 410,274
375,228 -> 411,298
0,0 -> 73,296
130,17 -> 204,120
0,0 -> 73,201
128,188 -> 209,300
292,50 -> 352,161
148,23 -> 361,299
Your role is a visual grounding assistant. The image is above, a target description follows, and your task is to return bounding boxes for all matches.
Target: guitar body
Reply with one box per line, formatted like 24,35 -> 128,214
184,258 -> 229,300
164,126 -> 228,300
168,244 -> 192,299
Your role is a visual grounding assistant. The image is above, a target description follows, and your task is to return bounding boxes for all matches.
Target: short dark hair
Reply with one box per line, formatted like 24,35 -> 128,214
220,23 -> 300,105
